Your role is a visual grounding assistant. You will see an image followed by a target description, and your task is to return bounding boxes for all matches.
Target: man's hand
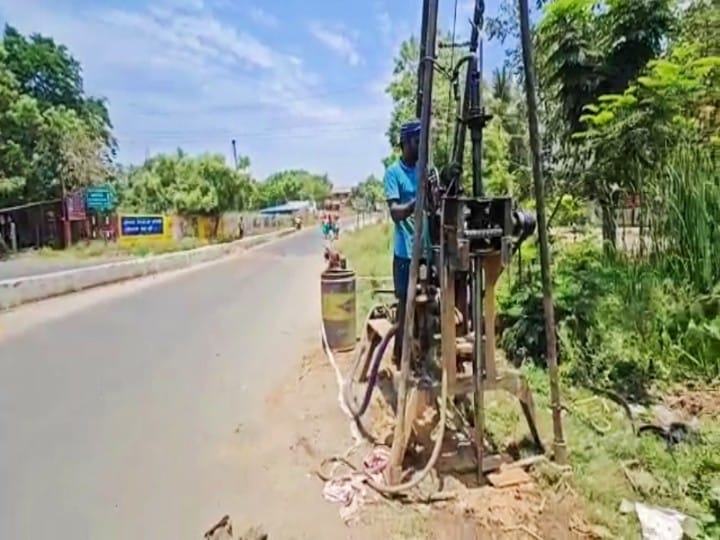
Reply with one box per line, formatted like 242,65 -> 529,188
388,199 -> 416,223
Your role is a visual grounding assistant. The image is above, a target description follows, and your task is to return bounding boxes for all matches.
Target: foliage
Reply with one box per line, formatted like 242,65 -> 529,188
384,35 -> 530,198
0,25 -> 113,207
500,240 -> 720,394
534,0 -> 675,248
643,147 -> 720,293
121,151 -> 255,220
351,174 -> 384,210
256,169 -> 332,208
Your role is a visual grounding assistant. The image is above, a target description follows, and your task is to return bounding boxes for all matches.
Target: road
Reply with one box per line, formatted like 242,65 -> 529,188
0,225 -> 339,538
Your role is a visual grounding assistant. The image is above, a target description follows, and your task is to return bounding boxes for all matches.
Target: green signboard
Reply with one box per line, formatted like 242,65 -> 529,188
85,186 -> 116,212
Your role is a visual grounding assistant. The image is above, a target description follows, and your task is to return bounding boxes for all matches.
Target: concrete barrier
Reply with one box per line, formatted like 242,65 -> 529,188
0,228 -> 295,311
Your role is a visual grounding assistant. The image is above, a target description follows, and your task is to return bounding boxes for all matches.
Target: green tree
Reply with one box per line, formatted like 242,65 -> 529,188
384,33 -> 522,197
536,0 -> 675,249
0,27 -> 114,207
351,174 -> 384,209
257,169 -> 332,207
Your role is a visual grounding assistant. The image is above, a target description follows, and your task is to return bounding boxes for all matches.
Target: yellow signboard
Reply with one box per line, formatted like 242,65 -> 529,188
117,214 -> 172,247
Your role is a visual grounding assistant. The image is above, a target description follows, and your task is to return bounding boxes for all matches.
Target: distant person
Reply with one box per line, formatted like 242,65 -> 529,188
383,119 -> 429,365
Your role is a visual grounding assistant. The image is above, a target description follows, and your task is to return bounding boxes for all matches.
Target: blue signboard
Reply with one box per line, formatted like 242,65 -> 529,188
120,215 -> 165,236
85,186 -> 116,212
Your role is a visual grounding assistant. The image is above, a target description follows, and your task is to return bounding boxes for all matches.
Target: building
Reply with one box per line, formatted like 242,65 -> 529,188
258,200 -> 316,216
328,188 -> 352,207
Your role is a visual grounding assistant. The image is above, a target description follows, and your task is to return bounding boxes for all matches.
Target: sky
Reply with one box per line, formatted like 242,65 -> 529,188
0,0 -> 512,187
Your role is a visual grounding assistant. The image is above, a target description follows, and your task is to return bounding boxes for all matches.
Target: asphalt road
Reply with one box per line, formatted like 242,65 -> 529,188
0,225 -> 334,538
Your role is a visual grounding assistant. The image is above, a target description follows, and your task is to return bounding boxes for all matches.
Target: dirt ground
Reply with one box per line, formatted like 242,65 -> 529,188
223,346 -> 602,540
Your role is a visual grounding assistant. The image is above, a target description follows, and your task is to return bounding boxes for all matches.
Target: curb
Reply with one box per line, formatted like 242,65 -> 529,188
0,228 -> 296,311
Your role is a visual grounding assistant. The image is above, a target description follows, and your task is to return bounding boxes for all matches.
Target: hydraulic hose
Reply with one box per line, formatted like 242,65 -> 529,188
344,323 -> 398,418
320,358 -> 449,496
341,304 -> 389,414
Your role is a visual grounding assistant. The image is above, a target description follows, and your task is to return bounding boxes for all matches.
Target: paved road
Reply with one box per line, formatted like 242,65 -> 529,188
0,226 -> 335,538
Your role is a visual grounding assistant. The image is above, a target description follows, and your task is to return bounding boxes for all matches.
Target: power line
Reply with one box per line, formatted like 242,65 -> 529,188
123,84 -> 382,117
122,120 -> 388,138
120,125 -> 387,145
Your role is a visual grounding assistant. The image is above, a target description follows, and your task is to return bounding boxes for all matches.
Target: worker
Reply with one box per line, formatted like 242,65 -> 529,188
321,213 -> 331,240
383,119 -> 429,366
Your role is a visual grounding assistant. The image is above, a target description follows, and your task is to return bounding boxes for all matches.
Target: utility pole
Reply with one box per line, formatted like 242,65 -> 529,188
231,139 -> 238,169
517,0 -> 567,464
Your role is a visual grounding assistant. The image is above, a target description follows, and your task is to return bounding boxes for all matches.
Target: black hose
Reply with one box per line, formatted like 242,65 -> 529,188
356,324 -> 398,417
344,324 -> 398,418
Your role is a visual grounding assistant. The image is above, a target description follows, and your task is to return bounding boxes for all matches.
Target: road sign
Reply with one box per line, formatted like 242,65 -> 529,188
117,214 -> 172,247
65,190 -> 87,221
120,215 -> 164,236
85,186 -> 116,212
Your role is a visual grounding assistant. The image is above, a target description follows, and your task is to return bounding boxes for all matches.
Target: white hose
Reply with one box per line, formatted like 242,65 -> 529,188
320,322 -> 362,447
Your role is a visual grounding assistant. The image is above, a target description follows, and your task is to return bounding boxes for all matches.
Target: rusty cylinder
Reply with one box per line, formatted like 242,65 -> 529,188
321,267 -> 357,352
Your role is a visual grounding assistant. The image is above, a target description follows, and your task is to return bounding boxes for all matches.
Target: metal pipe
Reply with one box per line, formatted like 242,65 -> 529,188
416,0 -> 430,119
469,0 -> 486,197
472,257 -> 485,482
517,0 -> 567,464
388,0 -> 439,483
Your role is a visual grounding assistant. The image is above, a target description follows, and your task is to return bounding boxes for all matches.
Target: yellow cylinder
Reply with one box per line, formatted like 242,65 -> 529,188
321,268 -> 357,352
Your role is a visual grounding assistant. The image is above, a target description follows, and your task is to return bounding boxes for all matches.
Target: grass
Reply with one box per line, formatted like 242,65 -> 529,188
34,236 -> 209,260
338,218 -> 720,539
336,221 -> 394,331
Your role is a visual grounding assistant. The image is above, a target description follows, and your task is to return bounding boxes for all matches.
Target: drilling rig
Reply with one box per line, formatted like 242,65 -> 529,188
343,0 -> 548,489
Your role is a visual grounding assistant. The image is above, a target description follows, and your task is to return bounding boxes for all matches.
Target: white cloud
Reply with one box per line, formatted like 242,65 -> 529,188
248,6 -> 279,29
309,22 -> 362,67
0,0 -> 390,184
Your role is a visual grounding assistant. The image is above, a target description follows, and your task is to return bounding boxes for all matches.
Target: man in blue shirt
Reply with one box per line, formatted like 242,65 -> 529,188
384,120 -> 423,365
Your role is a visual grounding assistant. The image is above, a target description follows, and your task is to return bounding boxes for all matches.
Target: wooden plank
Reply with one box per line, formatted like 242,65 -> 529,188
487,467 -> 533,488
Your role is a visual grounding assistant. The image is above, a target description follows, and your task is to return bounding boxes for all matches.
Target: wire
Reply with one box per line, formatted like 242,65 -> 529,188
444,0 -> 460,158
124,84 -> 378,116
120,124 -> 387,145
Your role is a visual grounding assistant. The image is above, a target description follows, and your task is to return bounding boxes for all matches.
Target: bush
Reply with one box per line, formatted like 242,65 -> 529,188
499,239 -> 719,394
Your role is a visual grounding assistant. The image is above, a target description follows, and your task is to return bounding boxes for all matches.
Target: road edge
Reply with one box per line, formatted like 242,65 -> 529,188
0,228 -> 296,311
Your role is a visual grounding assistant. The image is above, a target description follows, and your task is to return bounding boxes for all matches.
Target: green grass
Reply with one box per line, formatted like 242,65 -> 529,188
35,236 -> 208,260
336,221 -> 394,331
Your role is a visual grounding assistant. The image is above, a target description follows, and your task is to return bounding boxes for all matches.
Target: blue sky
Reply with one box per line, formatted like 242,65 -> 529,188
0,0 -> 511,186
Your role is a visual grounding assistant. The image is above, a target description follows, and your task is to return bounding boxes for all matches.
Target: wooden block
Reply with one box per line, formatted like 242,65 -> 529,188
487,466 -> 532,488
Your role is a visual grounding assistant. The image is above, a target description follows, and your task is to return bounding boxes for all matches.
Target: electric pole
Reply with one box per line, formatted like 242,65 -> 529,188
231,139 -> 238,169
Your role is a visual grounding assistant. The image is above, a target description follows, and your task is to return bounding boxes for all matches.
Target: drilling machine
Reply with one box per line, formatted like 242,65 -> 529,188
345,0 -> 543,488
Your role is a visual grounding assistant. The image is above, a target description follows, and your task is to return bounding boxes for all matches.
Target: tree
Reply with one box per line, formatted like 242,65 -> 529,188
256,170 -> 332,207
384,33 -> 524,198
122,152 -> 257,227
351,174 -> 384,209
535,0 -> 675,249
0,27 -> 114,208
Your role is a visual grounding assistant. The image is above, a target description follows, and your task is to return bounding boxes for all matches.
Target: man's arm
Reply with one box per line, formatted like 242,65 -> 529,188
384,168 -> 415,223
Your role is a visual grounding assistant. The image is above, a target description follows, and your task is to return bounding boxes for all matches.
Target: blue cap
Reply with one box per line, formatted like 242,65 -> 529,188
399,120 -> 421,143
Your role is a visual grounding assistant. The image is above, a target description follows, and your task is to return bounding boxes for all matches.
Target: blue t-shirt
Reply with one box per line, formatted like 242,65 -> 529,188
383,160 -> 430,259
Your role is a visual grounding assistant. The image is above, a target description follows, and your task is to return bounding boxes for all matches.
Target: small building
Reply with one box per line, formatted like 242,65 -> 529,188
259,200 -> 315,216
329,188 -> 352,207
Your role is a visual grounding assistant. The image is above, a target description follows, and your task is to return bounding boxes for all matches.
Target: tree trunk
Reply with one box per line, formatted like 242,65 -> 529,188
601,201 -> 617,255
